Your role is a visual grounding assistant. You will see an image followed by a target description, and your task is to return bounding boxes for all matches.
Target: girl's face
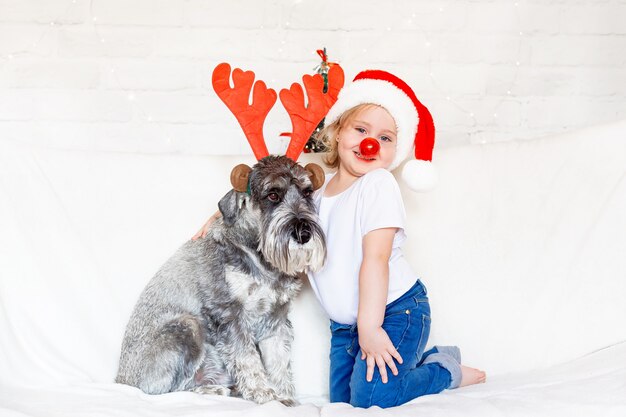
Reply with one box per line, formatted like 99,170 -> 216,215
336,105 -> 397,178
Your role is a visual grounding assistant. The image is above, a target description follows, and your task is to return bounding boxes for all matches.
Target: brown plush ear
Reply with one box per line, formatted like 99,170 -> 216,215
304,163 -> 325,190
230,164 -> 252,192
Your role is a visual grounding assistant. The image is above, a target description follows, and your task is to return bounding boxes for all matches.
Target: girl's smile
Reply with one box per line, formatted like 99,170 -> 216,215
354,150 -> 376,161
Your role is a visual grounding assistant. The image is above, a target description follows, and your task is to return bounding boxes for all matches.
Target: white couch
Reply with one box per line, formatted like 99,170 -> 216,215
1,120 -> 625,416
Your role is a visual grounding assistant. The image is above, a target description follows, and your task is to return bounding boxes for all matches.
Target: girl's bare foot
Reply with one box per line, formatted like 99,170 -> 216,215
459,365 -> 486,387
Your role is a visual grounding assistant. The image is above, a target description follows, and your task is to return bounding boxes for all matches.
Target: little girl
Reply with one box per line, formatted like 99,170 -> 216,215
194,69 -> 485,408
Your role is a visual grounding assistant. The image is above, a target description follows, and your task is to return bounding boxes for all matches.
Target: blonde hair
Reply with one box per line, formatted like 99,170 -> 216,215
317,103 -> 383,169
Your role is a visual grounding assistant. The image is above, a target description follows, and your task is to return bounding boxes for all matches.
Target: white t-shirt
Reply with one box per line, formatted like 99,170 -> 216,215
308,168 -> 418,325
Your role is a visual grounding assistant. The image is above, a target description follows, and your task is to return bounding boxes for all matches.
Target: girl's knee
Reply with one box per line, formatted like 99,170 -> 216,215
349,379 -> 400,409
349,389 -> 397,409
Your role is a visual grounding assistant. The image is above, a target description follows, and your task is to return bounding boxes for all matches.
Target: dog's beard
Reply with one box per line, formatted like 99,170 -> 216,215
286,228 -> 326,273
260,209 -> 326,275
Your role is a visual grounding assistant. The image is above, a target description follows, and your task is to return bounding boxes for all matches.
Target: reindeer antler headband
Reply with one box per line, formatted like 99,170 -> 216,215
212,62 -> 345,192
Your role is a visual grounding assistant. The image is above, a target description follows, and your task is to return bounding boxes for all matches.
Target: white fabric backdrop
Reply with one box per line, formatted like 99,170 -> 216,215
1,120 -> 625,415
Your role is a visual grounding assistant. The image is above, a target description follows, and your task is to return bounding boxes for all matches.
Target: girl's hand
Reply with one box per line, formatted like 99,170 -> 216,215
358,326 -> 403,384
191,210 -> 221,240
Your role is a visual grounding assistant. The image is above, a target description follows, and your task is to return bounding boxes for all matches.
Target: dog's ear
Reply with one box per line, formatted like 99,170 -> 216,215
218,189 -> 247,226
230,164 -> 252,193
304,163 -> 325,190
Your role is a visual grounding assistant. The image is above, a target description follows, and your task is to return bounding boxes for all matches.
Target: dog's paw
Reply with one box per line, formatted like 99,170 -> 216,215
192,385 -> 231,396
245,387 -> 278,404
277,397 -> 299,407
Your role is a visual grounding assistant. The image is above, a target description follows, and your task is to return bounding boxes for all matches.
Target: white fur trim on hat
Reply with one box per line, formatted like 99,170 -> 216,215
325,78 -> 419,171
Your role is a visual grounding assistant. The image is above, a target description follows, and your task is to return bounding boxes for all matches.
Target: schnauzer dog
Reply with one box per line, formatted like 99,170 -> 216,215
116,156 -> 326,406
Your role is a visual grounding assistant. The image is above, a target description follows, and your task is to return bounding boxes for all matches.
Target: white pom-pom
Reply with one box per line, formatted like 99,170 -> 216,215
401,159 -> 437,192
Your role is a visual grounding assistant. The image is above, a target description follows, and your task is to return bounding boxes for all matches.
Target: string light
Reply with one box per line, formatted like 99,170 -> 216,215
0,0 -> 74,68
338,0 -> 527,144
1,0 -> 529,149
85,0 -> 165,131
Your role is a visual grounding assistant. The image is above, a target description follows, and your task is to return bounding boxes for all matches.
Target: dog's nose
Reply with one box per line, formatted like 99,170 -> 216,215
292,220 -> 312,244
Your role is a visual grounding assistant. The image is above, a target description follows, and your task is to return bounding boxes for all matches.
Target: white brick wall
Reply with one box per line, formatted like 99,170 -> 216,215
1,0 -> 625,155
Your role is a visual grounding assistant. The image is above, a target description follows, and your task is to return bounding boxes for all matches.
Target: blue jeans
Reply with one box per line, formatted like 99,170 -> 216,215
329,279 -> 455,408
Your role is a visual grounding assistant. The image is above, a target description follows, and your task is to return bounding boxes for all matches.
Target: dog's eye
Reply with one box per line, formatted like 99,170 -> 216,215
302,188 -> 313,198
267,192 -> 280,202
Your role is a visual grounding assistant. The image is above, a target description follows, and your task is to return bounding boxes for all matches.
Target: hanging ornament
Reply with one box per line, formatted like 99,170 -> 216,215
303,47 -> 338,153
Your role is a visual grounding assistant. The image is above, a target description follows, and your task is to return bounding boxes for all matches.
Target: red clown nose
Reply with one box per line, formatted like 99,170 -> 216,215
359,137 -> 380,158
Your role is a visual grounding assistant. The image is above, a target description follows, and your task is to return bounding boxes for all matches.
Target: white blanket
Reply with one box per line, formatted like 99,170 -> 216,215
1,343 -> 624,416
1,120 -> 625,415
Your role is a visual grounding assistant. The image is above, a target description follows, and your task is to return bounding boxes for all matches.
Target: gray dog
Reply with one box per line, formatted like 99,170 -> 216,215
116,156 -> 326,406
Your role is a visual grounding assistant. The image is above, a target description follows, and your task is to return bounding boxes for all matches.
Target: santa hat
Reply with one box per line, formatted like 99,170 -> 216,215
325,69 -> 437,191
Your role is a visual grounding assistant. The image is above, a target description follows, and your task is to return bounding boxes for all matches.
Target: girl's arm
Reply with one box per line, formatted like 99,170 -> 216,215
357,228 -> 404,384
191,210 -> 221,240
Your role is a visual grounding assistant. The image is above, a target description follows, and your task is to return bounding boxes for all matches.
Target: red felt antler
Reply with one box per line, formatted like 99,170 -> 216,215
212,63 -> 277,160
280,64 -> 345,161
